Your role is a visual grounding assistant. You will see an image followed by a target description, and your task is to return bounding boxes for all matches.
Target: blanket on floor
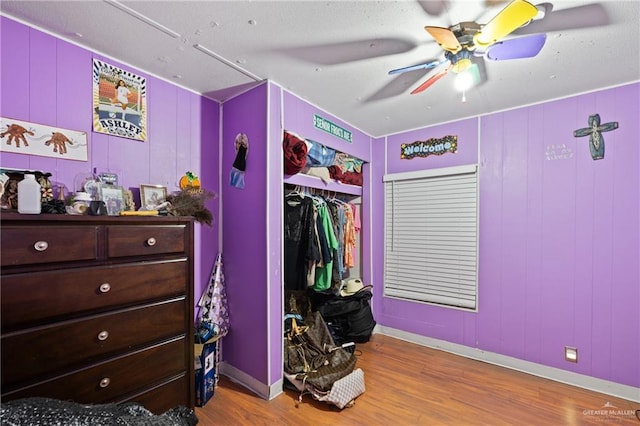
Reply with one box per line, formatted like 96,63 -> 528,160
0,397 -> 198,426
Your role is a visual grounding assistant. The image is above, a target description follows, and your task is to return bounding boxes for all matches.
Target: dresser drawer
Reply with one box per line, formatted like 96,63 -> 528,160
118,374 -> 190,414
1,259 -> 188,330
3,337 -> 187,404
2,298 -> 187,388
106,225 -> 186,258
0,226 -> 98,267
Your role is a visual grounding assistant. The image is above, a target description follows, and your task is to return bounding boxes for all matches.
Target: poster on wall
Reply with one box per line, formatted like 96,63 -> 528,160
0,116 -> 88,161
92,59 -> 147,141
229,132 -> 249,189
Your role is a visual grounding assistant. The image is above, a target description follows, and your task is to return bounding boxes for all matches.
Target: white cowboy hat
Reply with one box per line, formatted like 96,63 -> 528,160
340,278 -> 365,297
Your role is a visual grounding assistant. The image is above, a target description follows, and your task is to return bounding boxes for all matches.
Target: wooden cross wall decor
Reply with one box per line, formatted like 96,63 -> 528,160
573,113 -> 619,160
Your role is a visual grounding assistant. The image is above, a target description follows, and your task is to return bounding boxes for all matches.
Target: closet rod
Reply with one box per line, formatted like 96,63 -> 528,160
283,173 -> 362,196
284,184 -> 359,200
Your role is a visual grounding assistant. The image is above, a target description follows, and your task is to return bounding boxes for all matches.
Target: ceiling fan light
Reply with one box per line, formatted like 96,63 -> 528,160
454,71 -> 474,92
454,64 -> 480,92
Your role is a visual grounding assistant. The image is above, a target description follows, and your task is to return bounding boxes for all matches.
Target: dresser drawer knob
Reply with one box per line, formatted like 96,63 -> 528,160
99,283 -> 111,293
34,241 -> 49,252
97,330 -> 109,341
146,237 -> 157,246
99,377 -> 111,388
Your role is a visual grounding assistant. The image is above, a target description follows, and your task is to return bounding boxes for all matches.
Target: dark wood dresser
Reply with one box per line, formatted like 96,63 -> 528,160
0,213 -> 195,413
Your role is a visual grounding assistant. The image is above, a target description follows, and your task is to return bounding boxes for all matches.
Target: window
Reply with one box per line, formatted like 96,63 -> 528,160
383,164 -> 478,309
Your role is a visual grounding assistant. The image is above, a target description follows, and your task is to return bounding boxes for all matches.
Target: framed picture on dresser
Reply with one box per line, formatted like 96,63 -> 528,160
98,184 -> 125,216
140,184 -> 167,209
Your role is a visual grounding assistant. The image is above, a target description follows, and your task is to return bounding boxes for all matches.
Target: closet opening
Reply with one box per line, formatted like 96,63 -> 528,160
280,129 -> 372,404
283,184 -> 362,316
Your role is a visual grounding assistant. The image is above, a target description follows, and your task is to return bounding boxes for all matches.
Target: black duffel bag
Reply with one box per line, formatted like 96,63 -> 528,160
312,285 -> 376,344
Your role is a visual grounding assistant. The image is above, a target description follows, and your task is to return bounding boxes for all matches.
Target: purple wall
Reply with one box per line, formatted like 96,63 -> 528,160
196,94 -> 220,309
283,91 -> 371,163
0,17 -> 220,315
386,118 -> 479,173
221,83 -> 269,383
373,83 -> 640,388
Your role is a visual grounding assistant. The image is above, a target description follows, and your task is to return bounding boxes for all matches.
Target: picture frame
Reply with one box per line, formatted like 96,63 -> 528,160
1,116 -> 89,161
140,184 -> 167,209
123,189 -> 135,212
98,184 -> 125,216
98,172 -> 119,186
92,59 -> 147,141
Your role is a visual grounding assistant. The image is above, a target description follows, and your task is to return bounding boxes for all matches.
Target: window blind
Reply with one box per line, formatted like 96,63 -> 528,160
383,164 -> 478,309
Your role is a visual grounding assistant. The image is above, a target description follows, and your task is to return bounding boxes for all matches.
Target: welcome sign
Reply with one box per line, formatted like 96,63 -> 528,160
400,135 -> 457,159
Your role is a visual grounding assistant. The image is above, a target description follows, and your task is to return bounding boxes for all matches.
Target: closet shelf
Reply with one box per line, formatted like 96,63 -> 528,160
284,173 -> 362,196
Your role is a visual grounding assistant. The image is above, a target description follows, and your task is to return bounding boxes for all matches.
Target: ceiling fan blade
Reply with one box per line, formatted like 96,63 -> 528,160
425,26 -> 462,53
411,64 -> 452,94
473,0 -> 539,48
367,68 -> 433,102
513,3 -> 609,35
485,33 -> 546,60
473,56 -> 489,87
416,0 -> 450,17
279,38 -> 416,65
389,58 -> 446,75
485,0 -> 509,5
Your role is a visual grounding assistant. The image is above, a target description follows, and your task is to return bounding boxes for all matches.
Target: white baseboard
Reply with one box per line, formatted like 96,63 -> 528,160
218,362 -> 269,400
218,361 -> 283,400
376,326 -> 640,403
268,378 -> 284,400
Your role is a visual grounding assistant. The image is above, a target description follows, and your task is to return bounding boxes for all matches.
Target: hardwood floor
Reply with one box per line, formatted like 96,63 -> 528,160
196,334 -> 639,425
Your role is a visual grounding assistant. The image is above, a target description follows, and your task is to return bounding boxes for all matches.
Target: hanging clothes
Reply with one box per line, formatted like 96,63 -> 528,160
284,194 -> 320,291
343,204 -> 357,269
315,205 -> 331,266
306,206 -> 324,287
326,201 -> 342,285
350,203 -> 361,266
284,186 -> 361,292
313,203 -> 338,291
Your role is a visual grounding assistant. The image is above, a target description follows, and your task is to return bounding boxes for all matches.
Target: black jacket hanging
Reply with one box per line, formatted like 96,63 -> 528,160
284,195 -> 320,291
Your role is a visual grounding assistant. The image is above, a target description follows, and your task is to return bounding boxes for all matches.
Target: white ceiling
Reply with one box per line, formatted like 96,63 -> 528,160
2,0 -> 639,137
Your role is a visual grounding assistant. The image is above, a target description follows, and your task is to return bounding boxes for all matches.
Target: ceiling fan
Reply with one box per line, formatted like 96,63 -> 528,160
390,0 -> 549,95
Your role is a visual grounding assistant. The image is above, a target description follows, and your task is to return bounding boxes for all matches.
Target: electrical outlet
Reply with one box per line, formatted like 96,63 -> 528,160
565,346 -> 578,363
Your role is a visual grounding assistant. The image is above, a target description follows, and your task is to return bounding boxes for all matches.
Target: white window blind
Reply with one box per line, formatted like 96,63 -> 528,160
383,164 -> 478,309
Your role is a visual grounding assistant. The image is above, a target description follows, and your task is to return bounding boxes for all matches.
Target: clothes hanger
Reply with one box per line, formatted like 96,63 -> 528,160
286,185 -> 304,198
307,187 -> 326,206
329,191 -> 349,206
